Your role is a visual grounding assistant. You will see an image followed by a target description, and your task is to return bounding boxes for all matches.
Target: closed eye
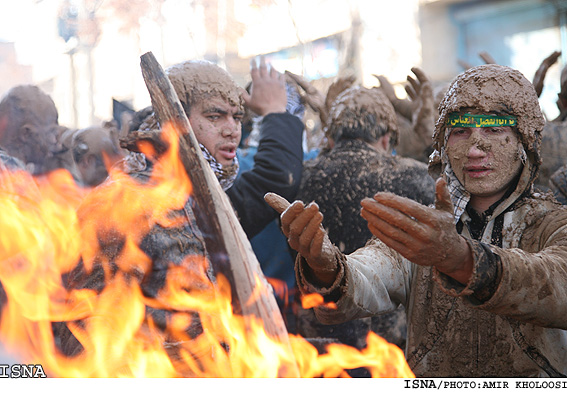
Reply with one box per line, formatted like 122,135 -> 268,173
486,127 -> 506,134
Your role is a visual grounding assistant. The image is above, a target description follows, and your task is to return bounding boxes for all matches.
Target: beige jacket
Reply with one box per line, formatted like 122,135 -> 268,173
297,173 -> 567,377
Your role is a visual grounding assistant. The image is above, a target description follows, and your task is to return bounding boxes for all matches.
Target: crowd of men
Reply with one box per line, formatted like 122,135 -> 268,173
1,48 -> 567,377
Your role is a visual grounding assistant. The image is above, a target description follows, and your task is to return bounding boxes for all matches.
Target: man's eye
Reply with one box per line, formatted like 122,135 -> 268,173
207,115 -> 220,121
452,128 -> 467,135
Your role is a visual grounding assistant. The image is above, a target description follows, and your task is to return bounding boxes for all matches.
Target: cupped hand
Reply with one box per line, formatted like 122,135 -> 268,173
360,178 -> 473,284
265,192 -> 339,285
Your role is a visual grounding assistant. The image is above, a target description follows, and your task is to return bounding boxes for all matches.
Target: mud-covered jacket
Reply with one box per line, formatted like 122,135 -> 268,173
296,165 -> 567,377
298,139 -> 435,255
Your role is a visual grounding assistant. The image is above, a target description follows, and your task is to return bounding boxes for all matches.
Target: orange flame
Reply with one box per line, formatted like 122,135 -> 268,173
0,123 -> 414,378
301,293 -> 337,310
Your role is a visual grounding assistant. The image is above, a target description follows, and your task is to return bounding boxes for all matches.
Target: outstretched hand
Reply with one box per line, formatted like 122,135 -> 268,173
285,72 -> 355,129
360,178 -> 473,284
265,192 -> 339,286
242,56 -> 287,116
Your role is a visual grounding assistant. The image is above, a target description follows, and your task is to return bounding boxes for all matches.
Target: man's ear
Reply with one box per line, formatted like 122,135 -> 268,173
380,133 -> 391,151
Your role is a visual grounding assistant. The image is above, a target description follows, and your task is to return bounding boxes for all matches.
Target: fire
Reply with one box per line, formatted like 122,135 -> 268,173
301,292 -> 337,310
0,124 -> 414,378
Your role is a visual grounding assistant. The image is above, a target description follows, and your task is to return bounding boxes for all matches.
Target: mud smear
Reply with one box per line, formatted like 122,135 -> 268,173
446,130 -> 524,194
166,60 -> 243,110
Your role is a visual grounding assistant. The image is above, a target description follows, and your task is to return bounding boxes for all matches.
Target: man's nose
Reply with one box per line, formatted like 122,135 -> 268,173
466,129 -> 487,157
221,118 -> 238,137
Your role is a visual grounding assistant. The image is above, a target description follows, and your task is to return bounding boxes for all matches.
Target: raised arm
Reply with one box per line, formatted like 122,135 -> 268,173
405,67 -> 435,151
242,56 -> 287,116
533,50 -> 561,97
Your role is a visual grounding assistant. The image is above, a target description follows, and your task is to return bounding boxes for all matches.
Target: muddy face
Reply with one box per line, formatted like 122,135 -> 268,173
446,125 -> 523,202
430,65 -> 545,185
188,95 -> 243,166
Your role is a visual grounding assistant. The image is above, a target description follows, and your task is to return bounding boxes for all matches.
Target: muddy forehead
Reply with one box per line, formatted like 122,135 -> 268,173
167,61 -> 243,108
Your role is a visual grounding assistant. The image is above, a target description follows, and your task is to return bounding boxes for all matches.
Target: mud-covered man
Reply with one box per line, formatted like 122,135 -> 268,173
72,125 -> 124,187
59,59 -> 304,368
0,85 -> 61,175
124,57 -> 304,238
270,64 -> 567,377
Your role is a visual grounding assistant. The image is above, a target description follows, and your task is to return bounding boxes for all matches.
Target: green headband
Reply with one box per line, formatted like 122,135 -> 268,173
446,113 -> 517,128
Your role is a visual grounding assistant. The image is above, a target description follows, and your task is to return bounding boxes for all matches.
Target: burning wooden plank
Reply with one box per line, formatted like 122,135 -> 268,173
139,52 -> 298,376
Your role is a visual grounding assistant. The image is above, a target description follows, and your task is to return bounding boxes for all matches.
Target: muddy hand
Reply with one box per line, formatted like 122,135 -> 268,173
533,50 -> 561,97
264,192 -> 291,214
325,75 -> 356,110
360,178 -> 473,284
374,74 -> 412,120
264,192 -> 339,284
407,67 -> 434,147
478,51 -> 497,64
285,71 -> 327,122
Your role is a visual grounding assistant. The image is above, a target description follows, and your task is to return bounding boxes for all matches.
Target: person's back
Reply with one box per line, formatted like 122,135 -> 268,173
300,140 -> 433,255
534,63 -> 567,189
550,163 -> 567,204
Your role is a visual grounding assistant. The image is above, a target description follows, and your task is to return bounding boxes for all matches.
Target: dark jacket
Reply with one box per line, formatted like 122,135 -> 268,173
227,112 -> 304,238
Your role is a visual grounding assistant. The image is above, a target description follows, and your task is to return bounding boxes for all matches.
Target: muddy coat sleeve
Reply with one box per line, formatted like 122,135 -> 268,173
434,209 -> 567,329
296,237 -> 413,325
227,112 -> 304,238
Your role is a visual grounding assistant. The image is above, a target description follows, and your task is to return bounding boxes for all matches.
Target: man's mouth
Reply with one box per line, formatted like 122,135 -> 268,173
218,145 -> 237,161
465,166 -> 492,178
